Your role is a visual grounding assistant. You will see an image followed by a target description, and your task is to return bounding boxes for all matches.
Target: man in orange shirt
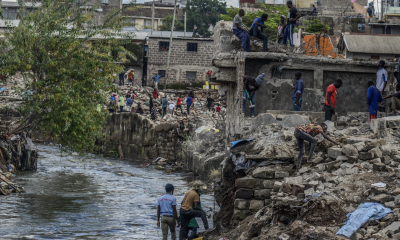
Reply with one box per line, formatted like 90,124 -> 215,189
127,69 -> 134,86
325,79 -> 343,121
179,183 -> 209,240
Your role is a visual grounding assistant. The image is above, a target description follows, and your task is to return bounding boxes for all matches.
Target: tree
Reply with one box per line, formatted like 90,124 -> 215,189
0,0 -> 136,153
158,14 -> 185,31
221,4 -> 289,41
184,0 -> 227,38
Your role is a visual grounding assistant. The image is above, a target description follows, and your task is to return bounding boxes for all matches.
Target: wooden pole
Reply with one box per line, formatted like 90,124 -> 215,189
151,0 -> 155,36
381,0 -> 384,20
163,0 -> 177,90
184,11 -> 187,37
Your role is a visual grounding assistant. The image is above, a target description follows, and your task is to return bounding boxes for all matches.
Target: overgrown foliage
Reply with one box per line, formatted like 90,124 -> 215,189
0,0 -> 136,153
301,19 -> 331,34
221,4 -> 289,41
184,0 -> 227,37
158,14 -> 185,31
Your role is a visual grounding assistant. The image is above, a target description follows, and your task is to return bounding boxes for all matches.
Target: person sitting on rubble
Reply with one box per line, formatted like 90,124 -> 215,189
243,73 -> 265,118
383,83 -> 400,116
151,103 -> 158,120
294,123 -> 340,173
135,103 -> 144,114
367,81 -> 383,122
250,14 -> 269,52
310,4 -> 318,16
153,88 -> 159,99
232,9 -> 250,52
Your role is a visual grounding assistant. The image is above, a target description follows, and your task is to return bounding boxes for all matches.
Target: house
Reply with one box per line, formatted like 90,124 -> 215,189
123,2 -> 183,31
342,33 -> 400,60
147,36 -> 213,87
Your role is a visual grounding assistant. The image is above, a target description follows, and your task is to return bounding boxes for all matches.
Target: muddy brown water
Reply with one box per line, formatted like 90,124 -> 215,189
0,144 -> 217,239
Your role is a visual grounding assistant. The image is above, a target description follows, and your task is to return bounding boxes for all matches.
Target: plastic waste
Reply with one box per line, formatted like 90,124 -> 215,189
371,182 -> 386,188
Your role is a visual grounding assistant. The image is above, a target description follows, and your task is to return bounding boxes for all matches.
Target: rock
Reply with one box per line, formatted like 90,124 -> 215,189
251,113 -> 277,131
328,148 -> 343,159
249,200 -> 264,210
385,201 -> 396,208
361,162 -> 373,170
380,145 -> 392,157
382,213 -> 395,222
281,114 -> 310,128
353,141 -> 367,152
284,176 -> 303,185
360,152 -> 375,160
395,168 -> 400,178
342,144 -> 358,157
304,188 -> 315,196
282,131 -> 293,141
252,168 -> 275,179
324,120 -> 335,132
371,147 -> 383,158
263,180 -> 275,189
305,181 -> 318,189
337,155 -> 349,161
370,158 -> 382,164
381,221 -> 400,235
235,177 -> 261,189
395,195 -> 400,205
254,189 -> 271,200
299,167 -> 308,174
233,209 -> 251,220
272,181 -> 282,192
381,156 -> 392,165
371,194 -> 390,203
275,171 -> 289,179
313,157 -> 324,164
393,188 -> 400,195
393,155 -> 400,162
373,163 -> 386,171
297,193 -> 305,200
235,188 -> 254,199
234,199 -> 249,209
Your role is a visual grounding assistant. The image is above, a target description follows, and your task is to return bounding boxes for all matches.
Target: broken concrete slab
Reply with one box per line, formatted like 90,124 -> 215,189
251,113 -> 277,131
281,114 -> 310,128
328,148 -> 343,159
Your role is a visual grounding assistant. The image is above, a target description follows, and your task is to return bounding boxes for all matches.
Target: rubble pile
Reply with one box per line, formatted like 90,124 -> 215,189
208,113 -> 400,240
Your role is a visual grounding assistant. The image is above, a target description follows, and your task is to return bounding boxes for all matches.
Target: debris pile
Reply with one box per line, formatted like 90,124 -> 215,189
208,113 -> 400,240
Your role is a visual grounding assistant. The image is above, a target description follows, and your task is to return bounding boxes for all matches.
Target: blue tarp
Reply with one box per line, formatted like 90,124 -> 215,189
0,87 -> 6,92
230,139 -> 253,149
336,202 -> 392,238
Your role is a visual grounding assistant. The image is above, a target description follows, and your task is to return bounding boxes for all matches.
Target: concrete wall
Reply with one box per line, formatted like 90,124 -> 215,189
345,52 -> 397,60
147,37 -> 214,87
103,113 -> 178,160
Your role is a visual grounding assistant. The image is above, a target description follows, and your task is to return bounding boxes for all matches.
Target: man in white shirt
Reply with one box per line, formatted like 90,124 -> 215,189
376,60 -> 389,113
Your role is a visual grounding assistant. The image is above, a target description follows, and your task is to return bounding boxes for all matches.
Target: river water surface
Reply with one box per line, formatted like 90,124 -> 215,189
0,145 -> 217,239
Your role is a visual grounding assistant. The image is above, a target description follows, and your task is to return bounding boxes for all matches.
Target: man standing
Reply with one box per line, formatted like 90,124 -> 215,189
282,1 -> 301,47
127,70 -> 134,86
119,71 -> 125,85
243,73 -> 265,118
162,95 -> 168,117
232,9 -> 250,52
383,83 -> 400,116
119,94 -> 125,113
325,79 -> 343,121
149,94 -> 154,115
367,81 -> 383,122
153,74 -> 161,89
126,95 -> 133,112
376,60 -> 389,113
157,184 -> 179,240
206,93 -> 213,112
294,123 -> 340,173
186,94 -> 193,115
176,95 -> 183,115
179,183 -> 209,240
277,15 -> 287,44
291,72 -> 304,111
250,14 -> 269,51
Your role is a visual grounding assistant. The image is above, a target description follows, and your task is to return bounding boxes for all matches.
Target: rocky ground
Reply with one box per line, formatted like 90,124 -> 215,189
202,112 -> 400,240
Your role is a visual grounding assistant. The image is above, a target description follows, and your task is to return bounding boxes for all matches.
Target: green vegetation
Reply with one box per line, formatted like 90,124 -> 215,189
0,0 -> 136,154
185,0 -> 227,37
300,19 -> 331,34
221,4 -> 289,41
159,14 -> 185,31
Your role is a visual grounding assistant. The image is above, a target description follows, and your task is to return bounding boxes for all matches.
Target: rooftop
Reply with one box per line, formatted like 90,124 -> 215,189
343,33 -> 400,54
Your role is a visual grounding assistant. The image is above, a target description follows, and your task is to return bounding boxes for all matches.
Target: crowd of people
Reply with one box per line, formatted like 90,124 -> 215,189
157,183 -> 210,240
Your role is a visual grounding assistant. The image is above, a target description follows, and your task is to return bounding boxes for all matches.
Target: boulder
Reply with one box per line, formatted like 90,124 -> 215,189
254,189 -> 272,200
235,177 -> 261,189
251,113 -> 277,131
360,152 -> 374,160
373,163 -> 386,171
342,144 -> 358,157
371,147 -> 383,158
371,194 -> 390,203
324,120 -> 335,132
235,188 -> 254,199
275,171 -> 290,179
263,180 -> 275,189
328,148 -> 343,159
281,114 -> 310,128
272,181 -> 282,192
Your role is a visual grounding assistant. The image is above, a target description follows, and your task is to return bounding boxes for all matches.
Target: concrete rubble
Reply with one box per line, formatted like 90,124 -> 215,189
205,111 -> 400,240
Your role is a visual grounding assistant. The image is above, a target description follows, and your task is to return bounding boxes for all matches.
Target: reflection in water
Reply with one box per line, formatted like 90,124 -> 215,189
0,145 -> 217,239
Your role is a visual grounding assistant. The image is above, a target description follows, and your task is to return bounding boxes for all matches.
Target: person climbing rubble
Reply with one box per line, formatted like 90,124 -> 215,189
206,93 -> 213,112
232,9 -> 250,52
157,184 -> 179,240
367,81 -> 383,122
294,123 -> 340,173
179,183 -> 209,240
249,14 -> 269,52
186,94 -> 193,115
176,95 -> 183,115
243,73 -> 265,118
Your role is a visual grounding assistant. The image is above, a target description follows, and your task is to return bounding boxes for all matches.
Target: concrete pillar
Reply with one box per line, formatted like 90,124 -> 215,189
314,68 -> 323,90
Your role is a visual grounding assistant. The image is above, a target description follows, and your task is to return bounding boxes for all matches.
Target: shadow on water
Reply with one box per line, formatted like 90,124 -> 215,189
0,145 -> 218,239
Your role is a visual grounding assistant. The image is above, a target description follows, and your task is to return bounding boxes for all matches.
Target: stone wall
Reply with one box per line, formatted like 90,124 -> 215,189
102,113 -> 179,160
300,16 -> 371,36
147,37 -> 214,87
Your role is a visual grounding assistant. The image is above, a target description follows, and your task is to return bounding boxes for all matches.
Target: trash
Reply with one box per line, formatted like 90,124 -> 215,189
231,154 -> 254,173
279,233 -> 290,240
303,192 -> 331,203
371,182 -> 386,188
6,165 -> 11,172
336,202 -> 393,238
230,139 -> 253,149
258,160 -> 286,167
195,126 -> 220,134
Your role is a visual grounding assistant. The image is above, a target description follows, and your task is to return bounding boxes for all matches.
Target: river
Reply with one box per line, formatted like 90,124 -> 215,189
0,144 -> 217,239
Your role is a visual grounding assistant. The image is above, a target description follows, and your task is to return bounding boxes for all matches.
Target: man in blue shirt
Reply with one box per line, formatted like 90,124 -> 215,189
250,14 -> 269,51
367,81 -> 383,122
152,74 -> 161,89
186,95 -> 193,115
291,72 -> 304,111
157,184 -> 179,240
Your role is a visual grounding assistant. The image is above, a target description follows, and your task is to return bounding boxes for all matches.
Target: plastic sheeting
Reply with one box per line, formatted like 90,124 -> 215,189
336,202 -> 393,238
231,154 -> 254,173
230,139 -> 253,149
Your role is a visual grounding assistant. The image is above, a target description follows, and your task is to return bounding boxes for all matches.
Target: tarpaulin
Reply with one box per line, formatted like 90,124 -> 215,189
230,139 -> 253,149
352,2 -> 369,17
231,153 -> 254,173
0,87 -> 6,92
336,202 -> 392,237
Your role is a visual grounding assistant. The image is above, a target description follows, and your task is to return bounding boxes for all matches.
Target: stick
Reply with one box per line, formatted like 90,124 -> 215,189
0,173 -> 21,193
0,185 -> 8,195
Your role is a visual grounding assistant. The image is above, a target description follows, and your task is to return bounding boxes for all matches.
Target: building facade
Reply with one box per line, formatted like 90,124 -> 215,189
147,36 -> 213,87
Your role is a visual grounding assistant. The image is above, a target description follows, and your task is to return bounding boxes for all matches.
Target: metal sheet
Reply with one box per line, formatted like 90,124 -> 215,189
344,34 -> 400,54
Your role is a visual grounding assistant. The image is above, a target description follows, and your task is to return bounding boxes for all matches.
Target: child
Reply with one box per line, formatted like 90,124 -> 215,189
216,104 -> 221,113
151,104 -> 158,120
206,93 -> 213,112
169,101 -> 175,115
153,88 -> 158,99
176,95 -> 183,114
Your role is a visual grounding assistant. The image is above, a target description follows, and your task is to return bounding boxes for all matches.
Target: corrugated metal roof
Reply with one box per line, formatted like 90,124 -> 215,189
344,34 -> 400,54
